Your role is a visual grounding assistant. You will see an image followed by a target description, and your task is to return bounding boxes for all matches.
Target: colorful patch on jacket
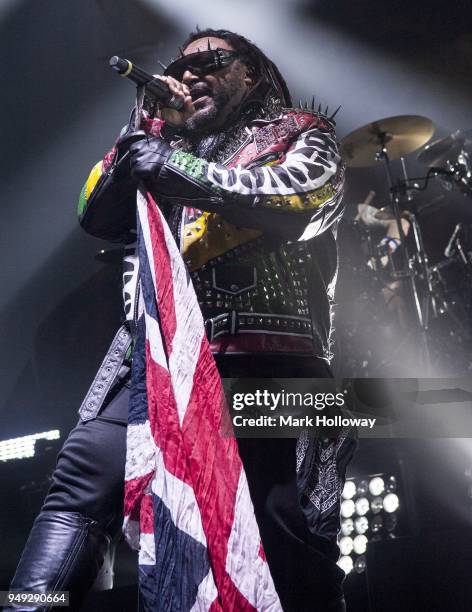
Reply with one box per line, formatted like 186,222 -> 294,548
182,211 -> 260,271
77,160 -> 103,215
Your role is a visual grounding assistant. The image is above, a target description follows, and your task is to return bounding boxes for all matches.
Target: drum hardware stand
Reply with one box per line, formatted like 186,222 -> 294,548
340,115 -> 472,372
374,133 -> 433,372
398,157 -> 438,320
437,151 -> 472,196
454,230 -> 470,266
407,211 -> 439,320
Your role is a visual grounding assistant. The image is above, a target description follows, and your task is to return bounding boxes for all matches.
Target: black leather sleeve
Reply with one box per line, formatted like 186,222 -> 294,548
77,125 -> 144,246
152,122 -> 345,241
155,163 -> 317,239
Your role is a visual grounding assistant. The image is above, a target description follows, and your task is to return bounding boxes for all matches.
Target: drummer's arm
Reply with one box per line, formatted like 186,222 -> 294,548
386,217 -> 410,242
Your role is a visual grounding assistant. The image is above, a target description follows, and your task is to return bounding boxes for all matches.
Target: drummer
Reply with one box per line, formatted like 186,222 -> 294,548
356,190 -> 411,328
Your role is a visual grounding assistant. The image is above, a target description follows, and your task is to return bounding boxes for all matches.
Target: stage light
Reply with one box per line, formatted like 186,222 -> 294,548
341,499 -> 355,518
386,476 -> 397,493
371,515 -> 384,532
342,480 -> 356,500
370,496 -> 383,514
369,476 -> 385,496
355,497 -> 369,516
383,493 -> 400,513
354,555 -> 367,574
338,473 -> 401,579
354,516 -> 369,535
353,534 -> 368,555
339,536 -> 354,556
341,518 -> 355,536
356,480 -> 368,496
337,555 -> 353,575
385,513 -> 398,532
0,430 -> 60,462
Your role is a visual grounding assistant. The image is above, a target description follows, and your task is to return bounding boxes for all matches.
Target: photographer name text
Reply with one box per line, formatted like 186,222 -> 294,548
231,390 -> 376,429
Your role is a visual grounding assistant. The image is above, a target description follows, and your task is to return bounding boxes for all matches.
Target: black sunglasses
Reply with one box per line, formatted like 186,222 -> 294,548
163,49 -> 239,81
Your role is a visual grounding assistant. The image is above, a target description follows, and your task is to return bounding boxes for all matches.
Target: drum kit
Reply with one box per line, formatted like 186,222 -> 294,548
339,115 -> 472,373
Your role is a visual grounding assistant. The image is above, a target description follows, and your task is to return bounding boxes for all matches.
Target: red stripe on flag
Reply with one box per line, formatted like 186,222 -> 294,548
145,342 -> 192,487
182,343 -> 256,611
145,195 -> 177,349
140,493 -> 154,534
124,472 -> 153,519
209,598 -> 223,612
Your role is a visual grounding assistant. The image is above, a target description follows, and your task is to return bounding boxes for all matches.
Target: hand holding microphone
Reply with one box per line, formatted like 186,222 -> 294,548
109,56 -> 195,127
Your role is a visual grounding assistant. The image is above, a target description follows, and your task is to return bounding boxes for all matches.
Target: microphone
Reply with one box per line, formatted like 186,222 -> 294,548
109,56 -> 184,110
444,222 -> 462,258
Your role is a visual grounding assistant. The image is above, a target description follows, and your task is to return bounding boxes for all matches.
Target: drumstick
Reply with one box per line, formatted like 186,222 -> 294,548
355,190 -> 376,219
362,190 -> 376,207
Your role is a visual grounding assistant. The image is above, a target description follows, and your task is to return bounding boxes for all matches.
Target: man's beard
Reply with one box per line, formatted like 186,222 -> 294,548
182,86 -> 231,136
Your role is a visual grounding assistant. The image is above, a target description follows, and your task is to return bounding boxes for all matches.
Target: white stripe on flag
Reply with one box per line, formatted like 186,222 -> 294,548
189,568 -> 219,612
226,471 -> 282,611
123,517 -> 140,551
139,531 -> 156,566
137,191 -> 158,295
145,312 -> 168,369
151,443 -> 208,547
160,209 -> 205,425
125,421 -> 156,481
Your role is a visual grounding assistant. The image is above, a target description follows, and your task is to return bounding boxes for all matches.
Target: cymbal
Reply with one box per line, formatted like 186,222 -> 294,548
341,115 -> 435,168
417,129 -> 472,167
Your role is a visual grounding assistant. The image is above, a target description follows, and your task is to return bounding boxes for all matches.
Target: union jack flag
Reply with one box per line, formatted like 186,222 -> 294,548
123,189 -> 281,611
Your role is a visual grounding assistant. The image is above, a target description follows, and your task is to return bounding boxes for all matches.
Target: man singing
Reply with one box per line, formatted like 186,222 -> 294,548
8,29 -> 354,611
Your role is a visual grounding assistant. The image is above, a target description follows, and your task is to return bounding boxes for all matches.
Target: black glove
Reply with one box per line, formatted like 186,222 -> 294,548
128,134 -> 173,191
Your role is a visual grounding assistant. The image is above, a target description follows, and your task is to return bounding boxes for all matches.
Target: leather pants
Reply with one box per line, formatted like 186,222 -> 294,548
5,383 -> 129,611
5,512 -> 111,611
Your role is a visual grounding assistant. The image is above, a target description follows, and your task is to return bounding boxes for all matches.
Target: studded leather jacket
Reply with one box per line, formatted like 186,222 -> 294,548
78,101 -> 345,361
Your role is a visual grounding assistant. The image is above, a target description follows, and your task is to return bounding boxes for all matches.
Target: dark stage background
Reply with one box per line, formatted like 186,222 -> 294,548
1,1 -> 472,610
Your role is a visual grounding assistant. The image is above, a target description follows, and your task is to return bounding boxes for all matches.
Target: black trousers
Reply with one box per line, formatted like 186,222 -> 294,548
41,355 -> 346,610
